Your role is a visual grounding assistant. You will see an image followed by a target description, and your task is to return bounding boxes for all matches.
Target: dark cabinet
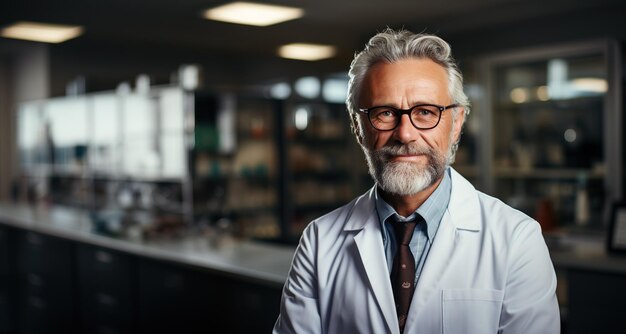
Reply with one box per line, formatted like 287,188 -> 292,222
221,278 -> 282,333
137,258 -> 282,333
567,269 -> 626,334
75,244 -> 136,333
15,230 -> 76,334
1,223 -> 284,334
137,259 -> 214,333
0,226 -> 16,333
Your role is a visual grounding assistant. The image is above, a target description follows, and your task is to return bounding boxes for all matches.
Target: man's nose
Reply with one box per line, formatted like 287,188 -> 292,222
393,114 -> 419,143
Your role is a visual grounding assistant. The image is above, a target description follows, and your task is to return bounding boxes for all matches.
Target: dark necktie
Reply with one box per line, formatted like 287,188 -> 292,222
390,217 -> 419,333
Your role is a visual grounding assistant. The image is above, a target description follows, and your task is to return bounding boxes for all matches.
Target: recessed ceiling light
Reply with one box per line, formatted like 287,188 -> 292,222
0,21 -> 83,43
278,43 -> 337,61
203,2 -> 304,27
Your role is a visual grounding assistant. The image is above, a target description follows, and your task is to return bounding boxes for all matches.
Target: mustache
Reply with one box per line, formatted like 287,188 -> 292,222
375,143 -> 433,157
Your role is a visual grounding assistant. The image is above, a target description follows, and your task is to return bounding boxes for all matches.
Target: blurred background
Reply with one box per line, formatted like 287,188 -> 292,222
0,0 -> 625,333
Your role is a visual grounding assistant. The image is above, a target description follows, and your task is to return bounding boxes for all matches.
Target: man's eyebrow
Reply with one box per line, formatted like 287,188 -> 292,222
408,99 -> 440,106
367,100 -> 439,108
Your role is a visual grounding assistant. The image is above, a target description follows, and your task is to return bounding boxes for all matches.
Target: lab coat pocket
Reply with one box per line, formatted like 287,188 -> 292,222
442,289 -> 504,334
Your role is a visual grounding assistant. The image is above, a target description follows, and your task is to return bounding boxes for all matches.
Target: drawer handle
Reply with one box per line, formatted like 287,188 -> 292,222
26,233 -> 42,245
164,274 -> 184,289
96,292 -> 116,306
27,273 -> 44,286
29,296 -> 46,309
95,250 -> 113,264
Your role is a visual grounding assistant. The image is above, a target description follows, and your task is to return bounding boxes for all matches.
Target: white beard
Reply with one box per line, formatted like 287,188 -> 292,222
363,142 -> 448,196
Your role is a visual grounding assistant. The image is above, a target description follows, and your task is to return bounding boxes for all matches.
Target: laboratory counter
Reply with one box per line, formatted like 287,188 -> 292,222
546,230 -> 626,333
0,202 -> 296,287
0,202 -> 296,333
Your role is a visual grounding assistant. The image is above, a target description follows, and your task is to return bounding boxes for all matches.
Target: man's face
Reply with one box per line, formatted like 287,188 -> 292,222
356,58 -> 464,196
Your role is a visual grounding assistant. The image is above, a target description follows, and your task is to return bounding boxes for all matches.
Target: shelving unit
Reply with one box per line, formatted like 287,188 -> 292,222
282,100 -> 370,239
476,40 -> 622,230
190,94 -> 282,240
474,41 -> 623,331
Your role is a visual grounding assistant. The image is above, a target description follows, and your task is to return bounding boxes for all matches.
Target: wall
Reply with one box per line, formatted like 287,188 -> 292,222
0,42 -> 50,201
0,57 -> 12,201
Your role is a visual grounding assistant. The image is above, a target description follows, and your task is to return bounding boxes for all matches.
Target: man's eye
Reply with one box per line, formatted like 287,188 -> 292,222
380,110 -> 395,117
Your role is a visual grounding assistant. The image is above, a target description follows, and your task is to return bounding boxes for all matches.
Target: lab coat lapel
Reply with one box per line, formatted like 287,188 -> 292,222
406,210 -> 457,327
347,187 -> 399,334
404,168 -> 481,330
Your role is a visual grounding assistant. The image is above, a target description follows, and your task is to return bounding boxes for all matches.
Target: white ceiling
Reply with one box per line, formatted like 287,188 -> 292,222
2,0 -> 620,56
0,0 -> 624,90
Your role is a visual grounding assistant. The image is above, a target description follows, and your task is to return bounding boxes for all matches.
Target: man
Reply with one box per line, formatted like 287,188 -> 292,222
273,29 -> 560,334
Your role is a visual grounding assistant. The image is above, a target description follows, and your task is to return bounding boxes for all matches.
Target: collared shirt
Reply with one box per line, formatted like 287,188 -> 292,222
375,167 -> 452,284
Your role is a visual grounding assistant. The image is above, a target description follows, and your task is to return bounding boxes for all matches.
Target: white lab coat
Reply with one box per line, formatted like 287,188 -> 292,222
274,168 -> 560,334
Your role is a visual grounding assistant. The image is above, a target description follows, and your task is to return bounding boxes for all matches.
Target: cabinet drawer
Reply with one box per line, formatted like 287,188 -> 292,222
16,231 -> 73,276
137,259 -> 213,333
76,244 -> 133,283
14,229 -> 76,333
18,276 -> 75,333
222,279 -> 282,333
23,272 -> 47,293
80,289 -> 134,334
76,244 -> 134,294
76,244 -> 135,333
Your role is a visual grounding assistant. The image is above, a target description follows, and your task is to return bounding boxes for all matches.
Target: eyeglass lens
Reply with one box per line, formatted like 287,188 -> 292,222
369,105 -> 441,130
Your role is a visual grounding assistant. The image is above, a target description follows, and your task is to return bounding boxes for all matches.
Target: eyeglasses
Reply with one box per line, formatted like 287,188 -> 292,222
358,103 -> 458,131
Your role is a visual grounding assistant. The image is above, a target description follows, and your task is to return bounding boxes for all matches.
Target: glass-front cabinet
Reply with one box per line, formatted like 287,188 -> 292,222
282,100 -> 369,240
191,94 -> 280,240
478,40 -> 622,231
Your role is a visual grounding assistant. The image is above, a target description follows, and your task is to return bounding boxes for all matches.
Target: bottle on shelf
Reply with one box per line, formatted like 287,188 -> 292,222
575,172 -> 590,227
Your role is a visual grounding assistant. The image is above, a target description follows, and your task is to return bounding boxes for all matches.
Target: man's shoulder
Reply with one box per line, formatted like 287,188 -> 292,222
449,168 -> 534,226
476,190 -> 533,221
472,189 -> 542,240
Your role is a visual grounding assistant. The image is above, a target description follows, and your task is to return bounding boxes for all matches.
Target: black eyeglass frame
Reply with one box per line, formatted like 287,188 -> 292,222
358,103 -> 459,131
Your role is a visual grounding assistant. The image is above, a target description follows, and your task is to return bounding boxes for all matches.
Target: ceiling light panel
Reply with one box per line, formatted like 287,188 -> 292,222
203,2 -> 304,27
278,43 -> 337,61
0,21 -> 83,43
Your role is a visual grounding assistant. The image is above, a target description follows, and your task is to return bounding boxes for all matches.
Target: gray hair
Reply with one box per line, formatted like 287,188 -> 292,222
346,28 -> 470,162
